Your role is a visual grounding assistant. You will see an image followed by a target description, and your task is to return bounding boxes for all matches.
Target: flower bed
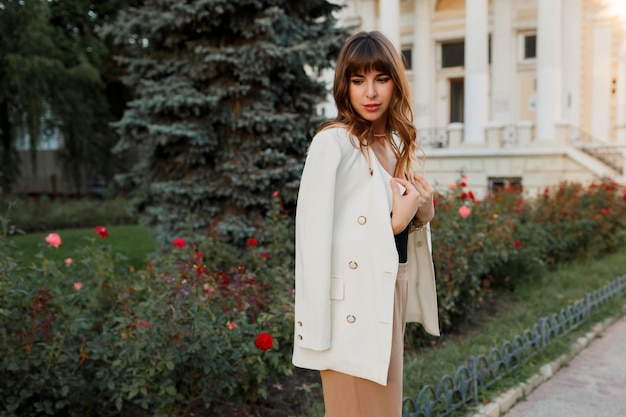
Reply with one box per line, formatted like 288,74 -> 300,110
1,180 -> 625,415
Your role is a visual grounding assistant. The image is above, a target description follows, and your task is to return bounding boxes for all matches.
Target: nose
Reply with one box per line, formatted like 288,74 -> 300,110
366,82 -> 377,98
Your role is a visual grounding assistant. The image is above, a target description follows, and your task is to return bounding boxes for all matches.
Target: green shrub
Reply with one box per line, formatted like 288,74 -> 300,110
1,180 -> 625,415
0,194 -> 294,416
428,176 -> 626,333
0,196 -> 137,233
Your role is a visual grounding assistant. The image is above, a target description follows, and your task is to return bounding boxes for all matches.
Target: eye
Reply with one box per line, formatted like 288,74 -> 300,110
350,78 -> 364,85
377,76 -> 391,83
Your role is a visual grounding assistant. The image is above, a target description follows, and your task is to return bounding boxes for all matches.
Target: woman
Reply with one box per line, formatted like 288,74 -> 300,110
292,31 -> 440,417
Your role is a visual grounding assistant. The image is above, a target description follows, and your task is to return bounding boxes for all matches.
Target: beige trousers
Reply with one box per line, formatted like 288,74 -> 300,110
320,263 -> 409,417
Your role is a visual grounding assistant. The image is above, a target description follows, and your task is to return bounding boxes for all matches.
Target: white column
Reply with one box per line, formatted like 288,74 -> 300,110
535,0 -> 562,142
591,19 -> 612,142
464,0 -> 489,143
359,0 -> 377,31
617,40 -> 626,145
413,0 -> 433,129
561,0 -> 582,125
379,0 -> 401,51
490,0 -> 514,124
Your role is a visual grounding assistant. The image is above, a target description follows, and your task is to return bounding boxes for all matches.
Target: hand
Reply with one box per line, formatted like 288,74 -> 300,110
389,177 -> 420,234
410,173 -> 435,225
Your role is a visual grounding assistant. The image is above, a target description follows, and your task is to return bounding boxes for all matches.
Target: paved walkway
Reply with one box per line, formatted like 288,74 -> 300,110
504,314 -> 626,417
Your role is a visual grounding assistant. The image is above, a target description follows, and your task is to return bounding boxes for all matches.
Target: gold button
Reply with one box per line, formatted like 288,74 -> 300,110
298,335 -> 303,340
357,216 -> 367,225
348,261 -> 358,269
346,315 -> 356,323
297,321 -> 303,327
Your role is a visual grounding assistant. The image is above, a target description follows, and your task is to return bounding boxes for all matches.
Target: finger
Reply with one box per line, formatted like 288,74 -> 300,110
397,178 -> 419,196
390,178 -> 406,196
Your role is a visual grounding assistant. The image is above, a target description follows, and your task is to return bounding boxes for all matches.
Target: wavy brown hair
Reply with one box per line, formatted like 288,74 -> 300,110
319,30 -> 421,178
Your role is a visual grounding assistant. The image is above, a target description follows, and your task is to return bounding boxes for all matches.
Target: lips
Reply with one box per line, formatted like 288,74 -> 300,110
364,104 -> 380,112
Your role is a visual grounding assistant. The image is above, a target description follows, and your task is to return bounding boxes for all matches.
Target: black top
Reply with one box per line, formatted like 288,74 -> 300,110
394,225 -> 409,263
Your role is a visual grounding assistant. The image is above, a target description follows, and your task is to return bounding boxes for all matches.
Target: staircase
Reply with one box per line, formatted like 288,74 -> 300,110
568,126 -> 624,177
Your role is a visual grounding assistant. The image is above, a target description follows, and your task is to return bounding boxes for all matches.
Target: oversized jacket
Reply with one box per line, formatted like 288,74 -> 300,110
292,127 -> 440,386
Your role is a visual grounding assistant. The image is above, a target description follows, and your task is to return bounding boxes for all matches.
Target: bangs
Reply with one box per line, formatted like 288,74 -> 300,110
344,38 -> 394,76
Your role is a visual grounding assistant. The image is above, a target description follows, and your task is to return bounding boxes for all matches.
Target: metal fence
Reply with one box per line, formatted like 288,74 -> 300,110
402,274 -> 626,417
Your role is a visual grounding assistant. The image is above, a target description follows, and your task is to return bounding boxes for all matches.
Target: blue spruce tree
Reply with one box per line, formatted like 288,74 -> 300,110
100,1 -> 349,247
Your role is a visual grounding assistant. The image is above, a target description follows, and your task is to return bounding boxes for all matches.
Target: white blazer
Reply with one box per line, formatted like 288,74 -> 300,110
292,127 -> 439,386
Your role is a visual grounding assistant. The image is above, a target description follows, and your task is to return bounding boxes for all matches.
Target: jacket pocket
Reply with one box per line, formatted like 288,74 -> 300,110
330,276 -> 344,300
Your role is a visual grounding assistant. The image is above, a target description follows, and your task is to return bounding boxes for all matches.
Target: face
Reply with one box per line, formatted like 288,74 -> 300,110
348,69 -> 395,132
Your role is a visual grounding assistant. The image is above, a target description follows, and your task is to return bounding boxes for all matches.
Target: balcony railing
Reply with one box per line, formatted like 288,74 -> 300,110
417,124 -> 624,176
417,127 -> 449,149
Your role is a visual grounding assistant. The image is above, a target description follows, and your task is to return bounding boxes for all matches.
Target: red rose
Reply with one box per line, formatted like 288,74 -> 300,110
93,226 -> 108,238
172,237 -> 186,249
255,332 -> 274,351
514,240 -> 521,248
247,237 -> 258,246
259,252 -> 270,259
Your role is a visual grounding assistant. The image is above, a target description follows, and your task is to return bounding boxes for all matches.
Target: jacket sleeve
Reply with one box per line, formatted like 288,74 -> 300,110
294,131 -> 342,351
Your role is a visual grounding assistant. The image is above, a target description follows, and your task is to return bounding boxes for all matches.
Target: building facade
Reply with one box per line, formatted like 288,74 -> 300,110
328,0 -> 626,197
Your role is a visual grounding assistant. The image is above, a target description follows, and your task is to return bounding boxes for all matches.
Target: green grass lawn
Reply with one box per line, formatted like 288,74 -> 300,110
8,225 -> 157,270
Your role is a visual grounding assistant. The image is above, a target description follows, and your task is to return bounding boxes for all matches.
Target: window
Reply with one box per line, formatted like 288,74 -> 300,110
441,41 -> 464,68
524,34 -> 536,59
449,78 -> 464,123
402,48 -> 412,70
488,177 -> 523,194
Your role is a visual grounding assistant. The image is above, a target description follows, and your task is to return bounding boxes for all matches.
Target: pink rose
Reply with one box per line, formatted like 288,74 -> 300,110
45,233 -> 62,248
74,282 -> 83,291
458,206 -> 471,218
65,258 -> 73,266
